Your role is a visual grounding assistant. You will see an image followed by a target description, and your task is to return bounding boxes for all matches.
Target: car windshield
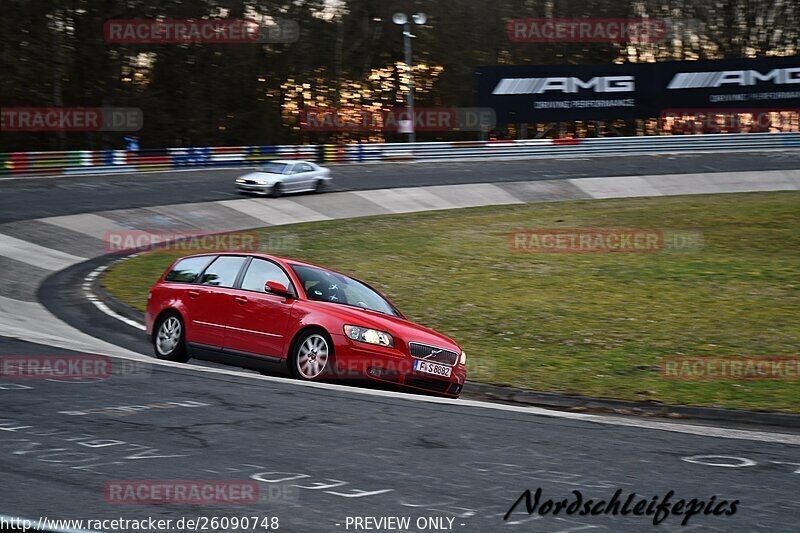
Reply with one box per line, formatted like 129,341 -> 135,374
259,162 -> 290,174
291,264 -> 399,317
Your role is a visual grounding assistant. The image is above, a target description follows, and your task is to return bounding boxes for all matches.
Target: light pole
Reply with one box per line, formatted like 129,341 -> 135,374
393,12 -> 426,143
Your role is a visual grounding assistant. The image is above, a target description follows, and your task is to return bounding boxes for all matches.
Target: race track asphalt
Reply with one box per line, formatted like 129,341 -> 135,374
2,336 -> 800,532
2,151 -> 800,532
2,150 -> 800,223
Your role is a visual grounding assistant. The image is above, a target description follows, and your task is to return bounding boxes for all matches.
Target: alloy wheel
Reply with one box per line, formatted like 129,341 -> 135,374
156,316 -> 181,356
297,333 -> 329,379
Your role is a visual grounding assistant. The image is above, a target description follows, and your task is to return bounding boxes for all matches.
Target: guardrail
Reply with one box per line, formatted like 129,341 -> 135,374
2,132 -> 798,177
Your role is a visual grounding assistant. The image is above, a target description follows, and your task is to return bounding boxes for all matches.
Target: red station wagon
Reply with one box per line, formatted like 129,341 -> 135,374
145,253 -> 467,397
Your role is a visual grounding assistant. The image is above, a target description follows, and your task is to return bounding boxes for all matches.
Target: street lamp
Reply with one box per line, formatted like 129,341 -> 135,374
393,12 -> 426,143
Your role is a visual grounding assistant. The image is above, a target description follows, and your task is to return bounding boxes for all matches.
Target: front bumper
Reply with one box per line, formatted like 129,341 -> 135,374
237,182 -> 273,194
330,333 -> 466,397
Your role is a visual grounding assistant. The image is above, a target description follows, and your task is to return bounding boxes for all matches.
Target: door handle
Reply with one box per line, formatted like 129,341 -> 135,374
188,290 -> 201,299
234,296 -> 248,305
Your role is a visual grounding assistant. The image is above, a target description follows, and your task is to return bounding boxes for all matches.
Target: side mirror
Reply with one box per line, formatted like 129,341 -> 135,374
265,280 -> 292,298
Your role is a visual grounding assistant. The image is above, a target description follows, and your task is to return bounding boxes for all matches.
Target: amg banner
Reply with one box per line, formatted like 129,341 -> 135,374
476,56 -> 800,123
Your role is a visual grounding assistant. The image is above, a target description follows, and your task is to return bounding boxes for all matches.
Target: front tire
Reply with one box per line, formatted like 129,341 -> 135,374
153,312 -> 190,363
271,182 -> 284,198
290,330 -> 333,380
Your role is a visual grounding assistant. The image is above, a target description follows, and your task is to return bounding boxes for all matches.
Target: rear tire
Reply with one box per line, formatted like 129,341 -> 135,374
289,330 -> 334,380
153,312 -> 190,363
314,179 -> 325,193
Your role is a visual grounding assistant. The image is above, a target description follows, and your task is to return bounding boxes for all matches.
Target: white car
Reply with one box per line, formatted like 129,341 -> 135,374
236,160 -> 332,197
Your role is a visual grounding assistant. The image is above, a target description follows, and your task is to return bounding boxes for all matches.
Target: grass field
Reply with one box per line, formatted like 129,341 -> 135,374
103,191 -> 800,412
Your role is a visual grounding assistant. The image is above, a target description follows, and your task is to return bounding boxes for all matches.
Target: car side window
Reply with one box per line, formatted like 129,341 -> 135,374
164,256 -> 214,283
199,256 -> 246,287
241,259 -> 292,293
297,163 -> 313,173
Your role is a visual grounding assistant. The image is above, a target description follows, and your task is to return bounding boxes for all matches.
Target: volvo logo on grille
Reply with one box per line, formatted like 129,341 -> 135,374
410,343 -> 457,366
422,349 -> 443,360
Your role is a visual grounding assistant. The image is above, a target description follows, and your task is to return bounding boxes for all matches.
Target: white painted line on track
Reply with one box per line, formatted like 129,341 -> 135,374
0,233 -> 86,271
82,261 -> 800,446
39,213 -> 133,241
83,257 -> 146,331
74,343 -> 800,446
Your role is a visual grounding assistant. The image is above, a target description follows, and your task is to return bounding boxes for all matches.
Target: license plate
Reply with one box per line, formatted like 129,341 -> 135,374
413,360 -> 452,378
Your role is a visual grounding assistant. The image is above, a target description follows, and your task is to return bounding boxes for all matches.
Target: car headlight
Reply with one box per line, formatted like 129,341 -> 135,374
236,178 -> 245,183
344,325 -> 394,348
460,350 -> 466,365
255,179 -> 268,185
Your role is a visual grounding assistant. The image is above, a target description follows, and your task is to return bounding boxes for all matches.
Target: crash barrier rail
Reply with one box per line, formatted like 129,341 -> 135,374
2,132 -> 798,177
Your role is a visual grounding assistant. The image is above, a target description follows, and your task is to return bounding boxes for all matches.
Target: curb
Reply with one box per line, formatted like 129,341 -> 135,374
93,268 -> 147,327
462,382 -> 800,428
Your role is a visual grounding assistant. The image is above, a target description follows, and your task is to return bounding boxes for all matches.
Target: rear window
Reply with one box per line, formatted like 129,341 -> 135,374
164,256 -> 214,283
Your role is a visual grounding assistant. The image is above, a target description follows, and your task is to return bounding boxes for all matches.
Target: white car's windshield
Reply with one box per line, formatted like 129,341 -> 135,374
260,162 -> 290,174
291,264 -> 399,317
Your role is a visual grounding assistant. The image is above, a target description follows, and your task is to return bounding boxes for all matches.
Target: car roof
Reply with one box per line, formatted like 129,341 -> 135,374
263,159 -> 311,165
188,251 -> 330,272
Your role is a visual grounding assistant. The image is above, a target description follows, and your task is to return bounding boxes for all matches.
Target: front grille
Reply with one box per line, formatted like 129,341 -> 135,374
409,342 -> 459,366
242,179 -> 259,184
405,376 -> 452,393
